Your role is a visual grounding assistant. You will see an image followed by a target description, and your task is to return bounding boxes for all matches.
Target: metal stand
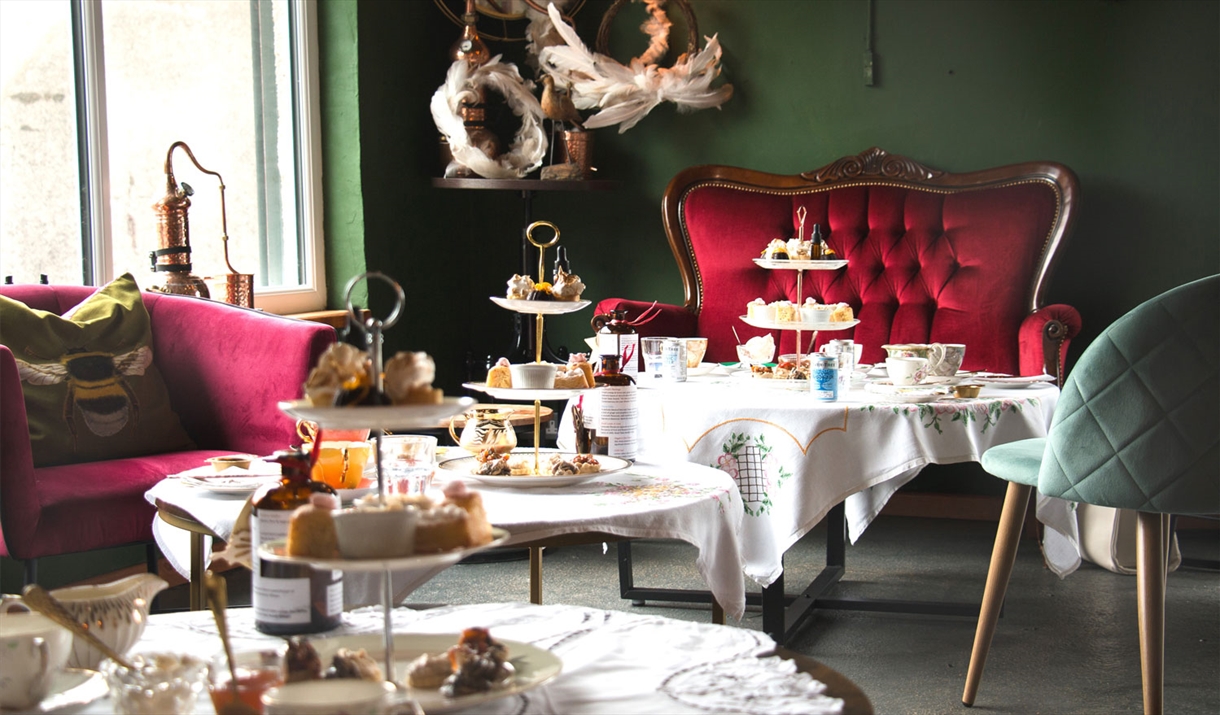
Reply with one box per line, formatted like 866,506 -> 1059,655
618,502 -> 982,645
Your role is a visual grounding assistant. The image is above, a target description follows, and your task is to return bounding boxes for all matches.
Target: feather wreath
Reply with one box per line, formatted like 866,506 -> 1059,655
430,57 -> 548,179
537,1 -> 732,133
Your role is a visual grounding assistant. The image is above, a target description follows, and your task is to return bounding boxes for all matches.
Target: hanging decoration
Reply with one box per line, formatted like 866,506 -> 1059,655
537,0 -> 733,133
430,56 -> 548,179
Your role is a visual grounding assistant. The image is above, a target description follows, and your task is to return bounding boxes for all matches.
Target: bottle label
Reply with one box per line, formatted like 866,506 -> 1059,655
595,385 -> 638,459
812,355 -> 838,401
325,577 -> 343,617
253,572 -> 311,625
598,334 -> 639,376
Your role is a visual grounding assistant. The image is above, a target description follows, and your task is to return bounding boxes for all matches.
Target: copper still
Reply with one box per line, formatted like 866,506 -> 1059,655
149,141 -> 253,307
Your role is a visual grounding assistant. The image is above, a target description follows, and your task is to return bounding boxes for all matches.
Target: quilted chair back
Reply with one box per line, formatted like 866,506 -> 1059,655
658,148 -> 1080,371
1037,274 -> 1219,514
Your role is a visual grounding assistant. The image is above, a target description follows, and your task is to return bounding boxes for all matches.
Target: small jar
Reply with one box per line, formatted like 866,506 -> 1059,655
103,652 -> 208,715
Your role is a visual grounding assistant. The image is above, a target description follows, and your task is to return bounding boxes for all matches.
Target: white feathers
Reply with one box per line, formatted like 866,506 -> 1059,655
430,57 -> 548,179
538,2 -> 733,133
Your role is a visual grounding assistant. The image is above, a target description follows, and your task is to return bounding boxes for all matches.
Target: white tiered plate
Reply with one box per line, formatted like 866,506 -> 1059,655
278,397 -> 474,431
490,297 -> 590,314
753,258 -> 848,270
463,382 -> 597,401
299,633 -> 562,714
258,528 -> 509,572
439,448 -> 631,487
972,373 -> 1057,388
864,381 -> 952,403
739,315 -> 860,331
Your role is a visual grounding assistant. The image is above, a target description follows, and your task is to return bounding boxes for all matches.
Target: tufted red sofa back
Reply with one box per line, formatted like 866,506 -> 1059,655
653,149 -> 1080,373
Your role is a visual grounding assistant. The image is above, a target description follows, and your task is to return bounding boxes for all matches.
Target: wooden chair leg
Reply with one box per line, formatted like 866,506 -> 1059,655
963,481 -> 1032,707
1136,512 -> 1166,715
529,546 -> 543,605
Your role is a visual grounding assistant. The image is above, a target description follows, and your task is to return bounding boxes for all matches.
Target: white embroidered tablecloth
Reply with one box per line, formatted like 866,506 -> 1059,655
560,376 -> 1058,587
145,462 -> 748,619
64,602 -> 849,714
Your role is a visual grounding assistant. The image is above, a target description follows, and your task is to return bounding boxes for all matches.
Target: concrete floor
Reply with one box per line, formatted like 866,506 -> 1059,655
161,516 -> 1219,714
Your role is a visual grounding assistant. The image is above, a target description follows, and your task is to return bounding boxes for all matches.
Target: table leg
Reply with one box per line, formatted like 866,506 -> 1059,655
529,546 -> 543,604
711,598 -> 725,625
189,532 -> 205,611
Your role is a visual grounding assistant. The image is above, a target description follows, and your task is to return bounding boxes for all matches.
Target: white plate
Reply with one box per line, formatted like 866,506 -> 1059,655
338,485 -> 377,502
463,382 -> 597,401
753,258 -> 848,270
278,397 -> 474,431
258,528 -> 509,572
490,297 -> 590,314
24,668 -> 108,713
302,633 -> 562,714
864,381 -> 952,403
731,371 -> 812,390
739,315 -> 860,331
686,362 -> 718,376
438,449 -> 631,487
716,362 -> 747,374
180,475 -> 279,494
972,373 -> 1057,388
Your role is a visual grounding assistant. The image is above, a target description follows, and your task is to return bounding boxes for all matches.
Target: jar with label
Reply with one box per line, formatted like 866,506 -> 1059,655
812,353 -> 839,402
591,309 -> 639,377
251,448 -> 343,635
592,353 -> 638,459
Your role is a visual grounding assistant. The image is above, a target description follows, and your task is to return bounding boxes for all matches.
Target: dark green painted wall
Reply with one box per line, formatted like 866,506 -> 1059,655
340,0 -> 1218,387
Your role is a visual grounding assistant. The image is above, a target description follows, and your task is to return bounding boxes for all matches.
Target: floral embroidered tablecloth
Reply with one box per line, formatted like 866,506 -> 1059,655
561,378 -> 1058,587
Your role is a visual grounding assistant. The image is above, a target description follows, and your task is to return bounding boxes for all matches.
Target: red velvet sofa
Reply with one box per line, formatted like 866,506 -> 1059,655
0,284 -> 335,583
599,147 -> 1082,379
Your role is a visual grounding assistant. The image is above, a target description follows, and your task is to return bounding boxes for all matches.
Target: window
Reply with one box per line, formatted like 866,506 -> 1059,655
0,0 -> 325,314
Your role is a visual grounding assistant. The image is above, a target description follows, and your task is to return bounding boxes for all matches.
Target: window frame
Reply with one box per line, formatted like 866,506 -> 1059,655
73,0 -> 326,313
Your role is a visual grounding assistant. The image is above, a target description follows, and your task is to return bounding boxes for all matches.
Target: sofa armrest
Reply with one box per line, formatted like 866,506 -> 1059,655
143,295 -> 336,455
0,345 -> 38,558
1020,303 -> 1082,384
592,299 -> 698,340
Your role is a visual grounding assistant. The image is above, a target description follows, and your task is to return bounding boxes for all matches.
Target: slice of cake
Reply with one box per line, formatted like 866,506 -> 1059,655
771,300 -> 799,322
486,357 -> 512,388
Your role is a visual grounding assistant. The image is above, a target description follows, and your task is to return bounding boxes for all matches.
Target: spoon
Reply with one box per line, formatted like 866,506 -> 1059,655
21,584 -> 135,670
203,570 -> 258,715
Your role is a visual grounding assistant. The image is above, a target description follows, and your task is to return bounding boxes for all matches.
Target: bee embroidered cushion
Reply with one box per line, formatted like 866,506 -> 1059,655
0,274 -> 194,467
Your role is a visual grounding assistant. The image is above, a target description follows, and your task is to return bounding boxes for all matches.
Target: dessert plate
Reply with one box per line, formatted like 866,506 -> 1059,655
864,381 -> 952,403
490,297 -> 590,314
278,397 -> 474,431
258,528 -> 509,572
972,373 -> 1057,388
305,633 -> 562,714
463,382 -> 597,401
687,362 -> 718,376
26,668 -> 108,713
180,475 -> 279,494
438,449 -> 631,487
739,315 -> 860,331
753,258 -> 848,270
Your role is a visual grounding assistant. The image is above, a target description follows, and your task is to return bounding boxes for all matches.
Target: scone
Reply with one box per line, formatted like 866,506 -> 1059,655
442,480 -> 494,546
286,493 -> 340,559
486,357 -> 512,388
413,504 -> 471,553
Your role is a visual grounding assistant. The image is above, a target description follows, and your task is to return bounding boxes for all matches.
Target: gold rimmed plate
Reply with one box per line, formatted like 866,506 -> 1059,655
278,397 -> 474,431
257,528 -> 509,572
490,297 -> 590,315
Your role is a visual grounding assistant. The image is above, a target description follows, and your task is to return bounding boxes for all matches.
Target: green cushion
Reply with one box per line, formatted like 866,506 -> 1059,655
0,274 -> 194,467
1038,275 -> 1219,514
980,438 -> 1045,487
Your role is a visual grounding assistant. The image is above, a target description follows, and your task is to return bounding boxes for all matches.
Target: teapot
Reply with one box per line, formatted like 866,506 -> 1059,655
449,408 -> 517,455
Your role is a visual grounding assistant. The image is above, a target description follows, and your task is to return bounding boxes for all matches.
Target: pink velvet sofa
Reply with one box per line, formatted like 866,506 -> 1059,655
599,147 -> 1082,379
0,284 -> 335,583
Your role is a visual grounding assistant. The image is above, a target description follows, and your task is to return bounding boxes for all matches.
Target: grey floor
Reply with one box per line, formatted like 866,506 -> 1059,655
163,516 -> 1220,714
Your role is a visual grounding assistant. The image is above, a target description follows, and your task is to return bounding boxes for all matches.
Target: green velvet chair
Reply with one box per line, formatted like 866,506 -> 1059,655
962,274 -> 1219,715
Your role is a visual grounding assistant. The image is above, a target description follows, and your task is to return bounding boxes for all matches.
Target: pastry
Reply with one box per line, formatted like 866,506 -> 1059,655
829,303 -> 854,322
746,298 -> 774,322
761,238 -> 789,260
284,638 -> 324,683
771,300 -> 798,323
383,351 -> 443,405
553,364 -> 590,389
327,648 -> 383,681
787,238 -> 812,260
486,357 -> 512,388
507,274 -> 533,300
286,493 -> 340,559
527,281 -> 555,300
442,480 -> 493,546
413,504 -> 471,553
551,267 -> 586,301
568,353 -> 595,386
571,453 -> 601,473
406,653 -> 453,689
303,343 -> 370,406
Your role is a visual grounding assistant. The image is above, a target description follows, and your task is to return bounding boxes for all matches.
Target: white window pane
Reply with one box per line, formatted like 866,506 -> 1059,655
100,0 -> 300,293
0,0 -> 83,285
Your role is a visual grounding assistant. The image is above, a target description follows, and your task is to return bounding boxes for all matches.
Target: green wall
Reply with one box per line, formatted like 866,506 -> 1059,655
338,0 -> 1218,386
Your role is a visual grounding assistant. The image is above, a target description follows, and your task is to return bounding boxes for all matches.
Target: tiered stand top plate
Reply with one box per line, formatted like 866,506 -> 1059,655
753,258 -> 848,270
490,297 -> 590,314
739,316 -> 860,331
278,397 -> 475,431
258,528 -> 509,572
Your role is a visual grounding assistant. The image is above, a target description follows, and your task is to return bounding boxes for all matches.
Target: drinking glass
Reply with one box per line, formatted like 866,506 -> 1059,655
380,435 -> 437,495
640,337 -> 667,378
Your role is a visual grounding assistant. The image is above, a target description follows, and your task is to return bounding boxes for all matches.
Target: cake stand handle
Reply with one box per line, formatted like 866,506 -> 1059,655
382,567 -> 394,686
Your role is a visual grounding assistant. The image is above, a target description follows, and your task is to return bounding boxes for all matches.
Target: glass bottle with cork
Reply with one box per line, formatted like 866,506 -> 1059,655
251,448 -> 343,635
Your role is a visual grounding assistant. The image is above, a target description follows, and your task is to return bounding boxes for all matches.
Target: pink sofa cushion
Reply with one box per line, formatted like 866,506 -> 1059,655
678,182 -> 1059,370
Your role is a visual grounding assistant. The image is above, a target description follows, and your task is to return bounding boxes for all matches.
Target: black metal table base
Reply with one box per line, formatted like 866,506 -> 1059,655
618,502 -> 982,645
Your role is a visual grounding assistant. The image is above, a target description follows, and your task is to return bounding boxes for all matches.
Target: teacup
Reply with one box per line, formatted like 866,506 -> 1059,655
882,343 -> 932,360
928,343 -> 966,377
0,603 -> 73,710
886,356 -> 930,386
685,338 -> 709,368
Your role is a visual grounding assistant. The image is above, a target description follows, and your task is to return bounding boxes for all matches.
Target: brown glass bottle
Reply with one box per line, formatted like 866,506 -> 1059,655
591,309 -> 639,376
252,448 -> 343,635
591,354 -> 638,459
